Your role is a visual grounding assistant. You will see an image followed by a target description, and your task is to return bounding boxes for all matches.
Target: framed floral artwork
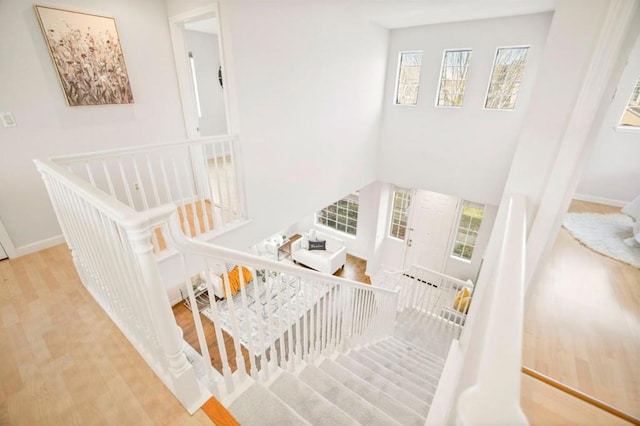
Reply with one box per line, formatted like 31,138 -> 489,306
34,5 -> 134,106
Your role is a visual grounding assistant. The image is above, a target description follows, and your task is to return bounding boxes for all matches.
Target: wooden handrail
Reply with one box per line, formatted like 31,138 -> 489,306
522,366 -> 640,425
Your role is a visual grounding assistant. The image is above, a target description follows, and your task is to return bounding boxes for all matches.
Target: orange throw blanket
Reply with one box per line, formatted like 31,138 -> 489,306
222,266 -> 253,297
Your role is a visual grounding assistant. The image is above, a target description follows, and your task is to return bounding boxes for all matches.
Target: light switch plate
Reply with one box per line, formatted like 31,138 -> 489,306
1,112 -> 16,128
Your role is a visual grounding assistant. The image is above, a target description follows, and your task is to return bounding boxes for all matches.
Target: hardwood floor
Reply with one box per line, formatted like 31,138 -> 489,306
521,200 -> 640,420
0,244 -> 212,425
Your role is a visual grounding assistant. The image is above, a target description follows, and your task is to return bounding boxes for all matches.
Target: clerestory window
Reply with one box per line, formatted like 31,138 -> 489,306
436,49 -> 472,107
485,47 -> 529,110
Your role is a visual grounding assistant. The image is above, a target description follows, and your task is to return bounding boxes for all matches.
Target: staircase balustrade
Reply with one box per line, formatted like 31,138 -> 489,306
162,214 -> 400,403
35,136 -> 530,423
48,135 -> 246,252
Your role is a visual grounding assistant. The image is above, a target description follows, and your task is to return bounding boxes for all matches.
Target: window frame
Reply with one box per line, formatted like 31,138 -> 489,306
435,48 -> 473,108
388,187 -> 412,241
316,193 -> 359,236
394,50 -> 424,106
616,76 -> 640,131
451,200 -> 485,262
483,45 -> 530,111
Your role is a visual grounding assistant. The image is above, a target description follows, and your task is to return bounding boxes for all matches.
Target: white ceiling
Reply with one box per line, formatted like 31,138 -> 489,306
349,0 -> 558,29
181,1 -> 557,33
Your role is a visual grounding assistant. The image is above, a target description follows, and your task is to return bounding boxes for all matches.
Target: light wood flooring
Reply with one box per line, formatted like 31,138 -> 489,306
521,200 -> 640,421
0,244 -> 212,425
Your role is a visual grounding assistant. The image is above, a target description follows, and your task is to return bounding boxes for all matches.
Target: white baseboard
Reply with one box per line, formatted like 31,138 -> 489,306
16,234 -> 66,257
573,193 -> 627,208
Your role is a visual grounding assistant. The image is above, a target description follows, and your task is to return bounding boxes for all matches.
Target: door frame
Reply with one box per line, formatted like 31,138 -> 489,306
168,4 -> 232,139
0,217 -> 17,259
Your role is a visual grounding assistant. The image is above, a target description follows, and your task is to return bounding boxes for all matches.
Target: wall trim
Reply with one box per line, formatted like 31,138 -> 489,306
0,218 -> 18,259
573,193 -> 628,208
16,234 -> 66,257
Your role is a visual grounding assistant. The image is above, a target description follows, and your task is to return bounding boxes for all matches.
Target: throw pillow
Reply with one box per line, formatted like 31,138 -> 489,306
301,233 -> 309,250
309,229 -> 317,240
308,239 -> 326,251
454,288 -> 472,314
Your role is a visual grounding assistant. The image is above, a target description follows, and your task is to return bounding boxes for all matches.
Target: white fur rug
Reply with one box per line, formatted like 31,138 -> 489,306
562,213 -> 640,269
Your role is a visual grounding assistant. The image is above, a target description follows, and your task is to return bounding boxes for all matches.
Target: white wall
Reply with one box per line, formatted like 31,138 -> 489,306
377,13 -> 553,207
576,34 -> 640,206
196,1 -> 390,251
184,29 -> 228,136
289,181 -> 384,262
0,0 -> 186,252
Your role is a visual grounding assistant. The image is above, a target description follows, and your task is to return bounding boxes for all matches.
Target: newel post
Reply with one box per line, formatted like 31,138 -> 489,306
124,208 -> 204,413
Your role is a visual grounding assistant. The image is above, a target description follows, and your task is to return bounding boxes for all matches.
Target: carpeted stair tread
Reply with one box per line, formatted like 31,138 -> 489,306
377,339 -> 444,367
357,348 -> 438,392
319,359 -> 425,426
346,350 -> 435,402
370,343 -> 443,377
335,354 -> 431,415
270,371 -> 359,426
383,337 -> 446,364
228,383 -> 311,425
299,364 -> 401,426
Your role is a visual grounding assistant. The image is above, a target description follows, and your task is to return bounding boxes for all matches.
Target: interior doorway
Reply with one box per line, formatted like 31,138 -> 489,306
169,5 -> 230,139
403,189 -> 459,275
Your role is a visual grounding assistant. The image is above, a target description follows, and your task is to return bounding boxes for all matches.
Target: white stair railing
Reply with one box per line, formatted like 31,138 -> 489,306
393,266 -> 474,329
49,135 -> 246,252
162,214 -> 399,404
34,158 -> 206,413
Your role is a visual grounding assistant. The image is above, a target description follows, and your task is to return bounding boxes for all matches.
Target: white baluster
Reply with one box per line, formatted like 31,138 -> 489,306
236,265 -> 258,379
248,266 -> 269,381
294,276 -> 303,365
118,158 -> 136,209
220,267 -> 248,381
203,258 -> 234,395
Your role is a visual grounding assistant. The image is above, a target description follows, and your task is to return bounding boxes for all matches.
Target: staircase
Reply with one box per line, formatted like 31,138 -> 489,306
228,336 -> 444,425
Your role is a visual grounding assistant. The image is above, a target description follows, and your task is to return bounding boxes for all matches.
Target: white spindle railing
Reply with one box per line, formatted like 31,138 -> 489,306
162,214 -> 399,402
34,159 -> 205,413
49,135 -> 246,251
396,266 -> 474,328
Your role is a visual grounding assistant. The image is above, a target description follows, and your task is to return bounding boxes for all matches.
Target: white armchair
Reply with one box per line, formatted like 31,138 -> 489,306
291,230 -> 347,274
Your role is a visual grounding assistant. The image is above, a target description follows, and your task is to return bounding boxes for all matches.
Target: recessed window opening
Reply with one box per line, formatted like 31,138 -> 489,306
619,77 -> 640,128
389,187 -> 411,240
485,47 -> 529,110
395,51 -> 423,105
452,201 -> 485,260
317,193 -> 359,236
188,51 -> 202,118
436,49 -> 472,107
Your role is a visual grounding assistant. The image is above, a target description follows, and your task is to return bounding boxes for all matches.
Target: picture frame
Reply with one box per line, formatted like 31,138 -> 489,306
34,5 -> 134,106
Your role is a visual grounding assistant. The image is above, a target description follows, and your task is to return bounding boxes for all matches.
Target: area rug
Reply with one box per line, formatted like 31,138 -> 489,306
200,278 -> 330,356
562,213 -> 640,269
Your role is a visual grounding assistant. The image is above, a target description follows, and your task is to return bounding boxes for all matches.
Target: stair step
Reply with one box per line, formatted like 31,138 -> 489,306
335,354 -> 431,415
346,350 -> 435,402
356,348 -> 438,392
369,344 -> 443,378
383,337 -> 446,364
319,359 -> 425,426
378,338 -> 445,368
228,383 -> 311,425
270,371 -> 359,425
299,364 -> 401,426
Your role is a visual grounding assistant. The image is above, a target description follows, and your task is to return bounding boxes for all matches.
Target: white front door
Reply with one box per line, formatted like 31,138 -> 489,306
404,189 -> 459,274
